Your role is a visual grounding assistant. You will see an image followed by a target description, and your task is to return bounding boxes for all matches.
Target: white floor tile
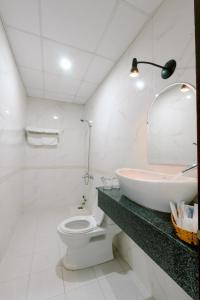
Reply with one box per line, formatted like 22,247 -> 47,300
36,226 -> 58,239
62,266 -> 96,292
0,276 -> 29,300
98,271 -> 144,300
27,266 -> 64,300
6,235 -> 35,257
67,281 -> 106,300
31,247 -> 61,273
34,234 -> 59,252
0,254 -> 32,282
116,255 -> 131,272
94,259 -> 124,278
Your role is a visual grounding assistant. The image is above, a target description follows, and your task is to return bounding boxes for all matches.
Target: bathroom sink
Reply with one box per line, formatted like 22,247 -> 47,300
116,168 -> 197,212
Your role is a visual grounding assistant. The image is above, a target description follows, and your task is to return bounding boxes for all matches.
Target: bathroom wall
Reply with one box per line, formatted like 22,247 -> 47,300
84,0 -> 195,299
24,97 -> 86,212
0,19 -> 26,260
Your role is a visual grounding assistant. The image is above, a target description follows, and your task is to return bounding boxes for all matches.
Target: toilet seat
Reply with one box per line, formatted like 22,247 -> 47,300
57,205 -> 121,269
58,215 -> 97,235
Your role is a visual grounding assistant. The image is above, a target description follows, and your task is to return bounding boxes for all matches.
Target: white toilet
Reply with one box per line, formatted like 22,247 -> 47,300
57,204 -> 121,270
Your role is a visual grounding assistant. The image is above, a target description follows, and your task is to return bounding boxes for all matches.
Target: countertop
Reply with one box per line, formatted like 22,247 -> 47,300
97,187 -> 199,300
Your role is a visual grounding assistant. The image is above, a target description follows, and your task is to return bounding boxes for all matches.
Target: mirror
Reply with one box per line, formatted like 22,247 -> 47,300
147,83 -> 197,165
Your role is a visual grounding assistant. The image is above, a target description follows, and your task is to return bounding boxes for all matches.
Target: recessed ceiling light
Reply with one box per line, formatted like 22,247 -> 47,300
53,115 -> 59,120
59,58 -> 72,71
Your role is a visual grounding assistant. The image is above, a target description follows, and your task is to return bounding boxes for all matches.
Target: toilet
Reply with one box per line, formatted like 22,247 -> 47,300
57,204 -> 121,270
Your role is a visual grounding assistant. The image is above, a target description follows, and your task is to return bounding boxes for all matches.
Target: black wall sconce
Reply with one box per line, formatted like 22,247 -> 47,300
130,58 -> 176,79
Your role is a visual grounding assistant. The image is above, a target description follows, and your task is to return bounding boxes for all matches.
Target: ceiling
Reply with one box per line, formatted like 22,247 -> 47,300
0,0 -> 163,104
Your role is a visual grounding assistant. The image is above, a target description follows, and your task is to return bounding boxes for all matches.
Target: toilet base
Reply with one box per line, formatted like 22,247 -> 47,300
62,235 -> 114,270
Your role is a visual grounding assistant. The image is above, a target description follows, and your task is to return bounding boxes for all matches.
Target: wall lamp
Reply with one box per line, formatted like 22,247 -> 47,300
130,58 -> 176,79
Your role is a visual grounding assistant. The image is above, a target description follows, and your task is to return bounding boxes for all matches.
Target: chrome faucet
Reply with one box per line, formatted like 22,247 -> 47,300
182,163 -> 197,173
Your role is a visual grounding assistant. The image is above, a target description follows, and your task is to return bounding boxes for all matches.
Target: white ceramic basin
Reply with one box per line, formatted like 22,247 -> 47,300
116,168 -> 197,212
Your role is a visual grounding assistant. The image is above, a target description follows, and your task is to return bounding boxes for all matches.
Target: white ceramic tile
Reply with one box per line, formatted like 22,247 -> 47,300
20,67 -> 43,90
27,88 -> 44,98
152,0 -> 195,67
76,81 -> 97,99
36,212 -> 62,231
11,221 -> 37,241
0,0 -> 40,34
43,39 -> 93,80
5,233 -> 35,257
94,259 -> 124,278
177,35 -> 195,70
34,233 -> 59,253
0,254 -> 32,281
27,267 -> 64,300
31,247 -> 61,273
44,91 -> 74,103
73,96 -> 87,104
98,271 -> 144,300
62,266 -> 96,292
96,1 -> 147,60
54,170 -> 85,202
126,0 -> 163,15
67,281 -> 105,300
0,175 -> 24,261
0,275 -> 29,300
7,211 -> 37,236
44,72 -> 81,96
115,255 -> 131,272
85,56 -> 114,84
6,27 -> 42,70
41,0 -> 116,51
46,295 -> 66,300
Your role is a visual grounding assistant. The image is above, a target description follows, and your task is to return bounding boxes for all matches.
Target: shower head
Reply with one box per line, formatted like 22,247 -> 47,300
80,119 -> 93,127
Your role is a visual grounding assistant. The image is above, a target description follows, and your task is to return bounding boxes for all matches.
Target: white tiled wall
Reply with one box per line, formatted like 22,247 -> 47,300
84,0 -> 195,299
0,19 -> 26,261
85,0 -> 195,175
24,98 -> 87,212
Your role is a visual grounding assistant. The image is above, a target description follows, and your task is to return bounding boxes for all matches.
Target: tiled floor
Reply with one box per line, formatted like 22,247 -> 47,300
0,209 -> 147,300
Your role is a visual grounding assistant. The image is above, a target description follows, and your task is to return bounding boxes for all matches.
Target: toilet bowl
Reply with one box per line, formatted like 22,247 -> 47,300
57,204 -> 121,270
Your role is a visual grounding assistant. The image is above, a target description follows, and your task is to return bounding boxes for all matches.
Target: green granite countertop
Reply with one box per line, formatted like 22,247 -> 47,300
97,187 -> 199,299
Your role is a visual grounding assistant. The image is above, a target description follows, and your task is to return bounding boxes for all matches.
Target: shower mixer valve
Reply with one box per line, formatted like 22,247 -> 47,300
82,172 -> 94,180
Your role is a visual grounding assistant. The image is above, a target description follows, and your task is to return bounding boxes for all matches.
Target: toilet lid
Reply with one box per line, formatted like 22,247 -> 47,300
58,215 -> 97,234
92,195 -> 104,226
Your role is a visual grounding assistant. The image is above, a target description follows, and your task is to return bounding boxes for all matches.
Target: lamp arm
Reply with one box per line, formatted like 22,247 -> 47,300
137,61 -> 169,70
